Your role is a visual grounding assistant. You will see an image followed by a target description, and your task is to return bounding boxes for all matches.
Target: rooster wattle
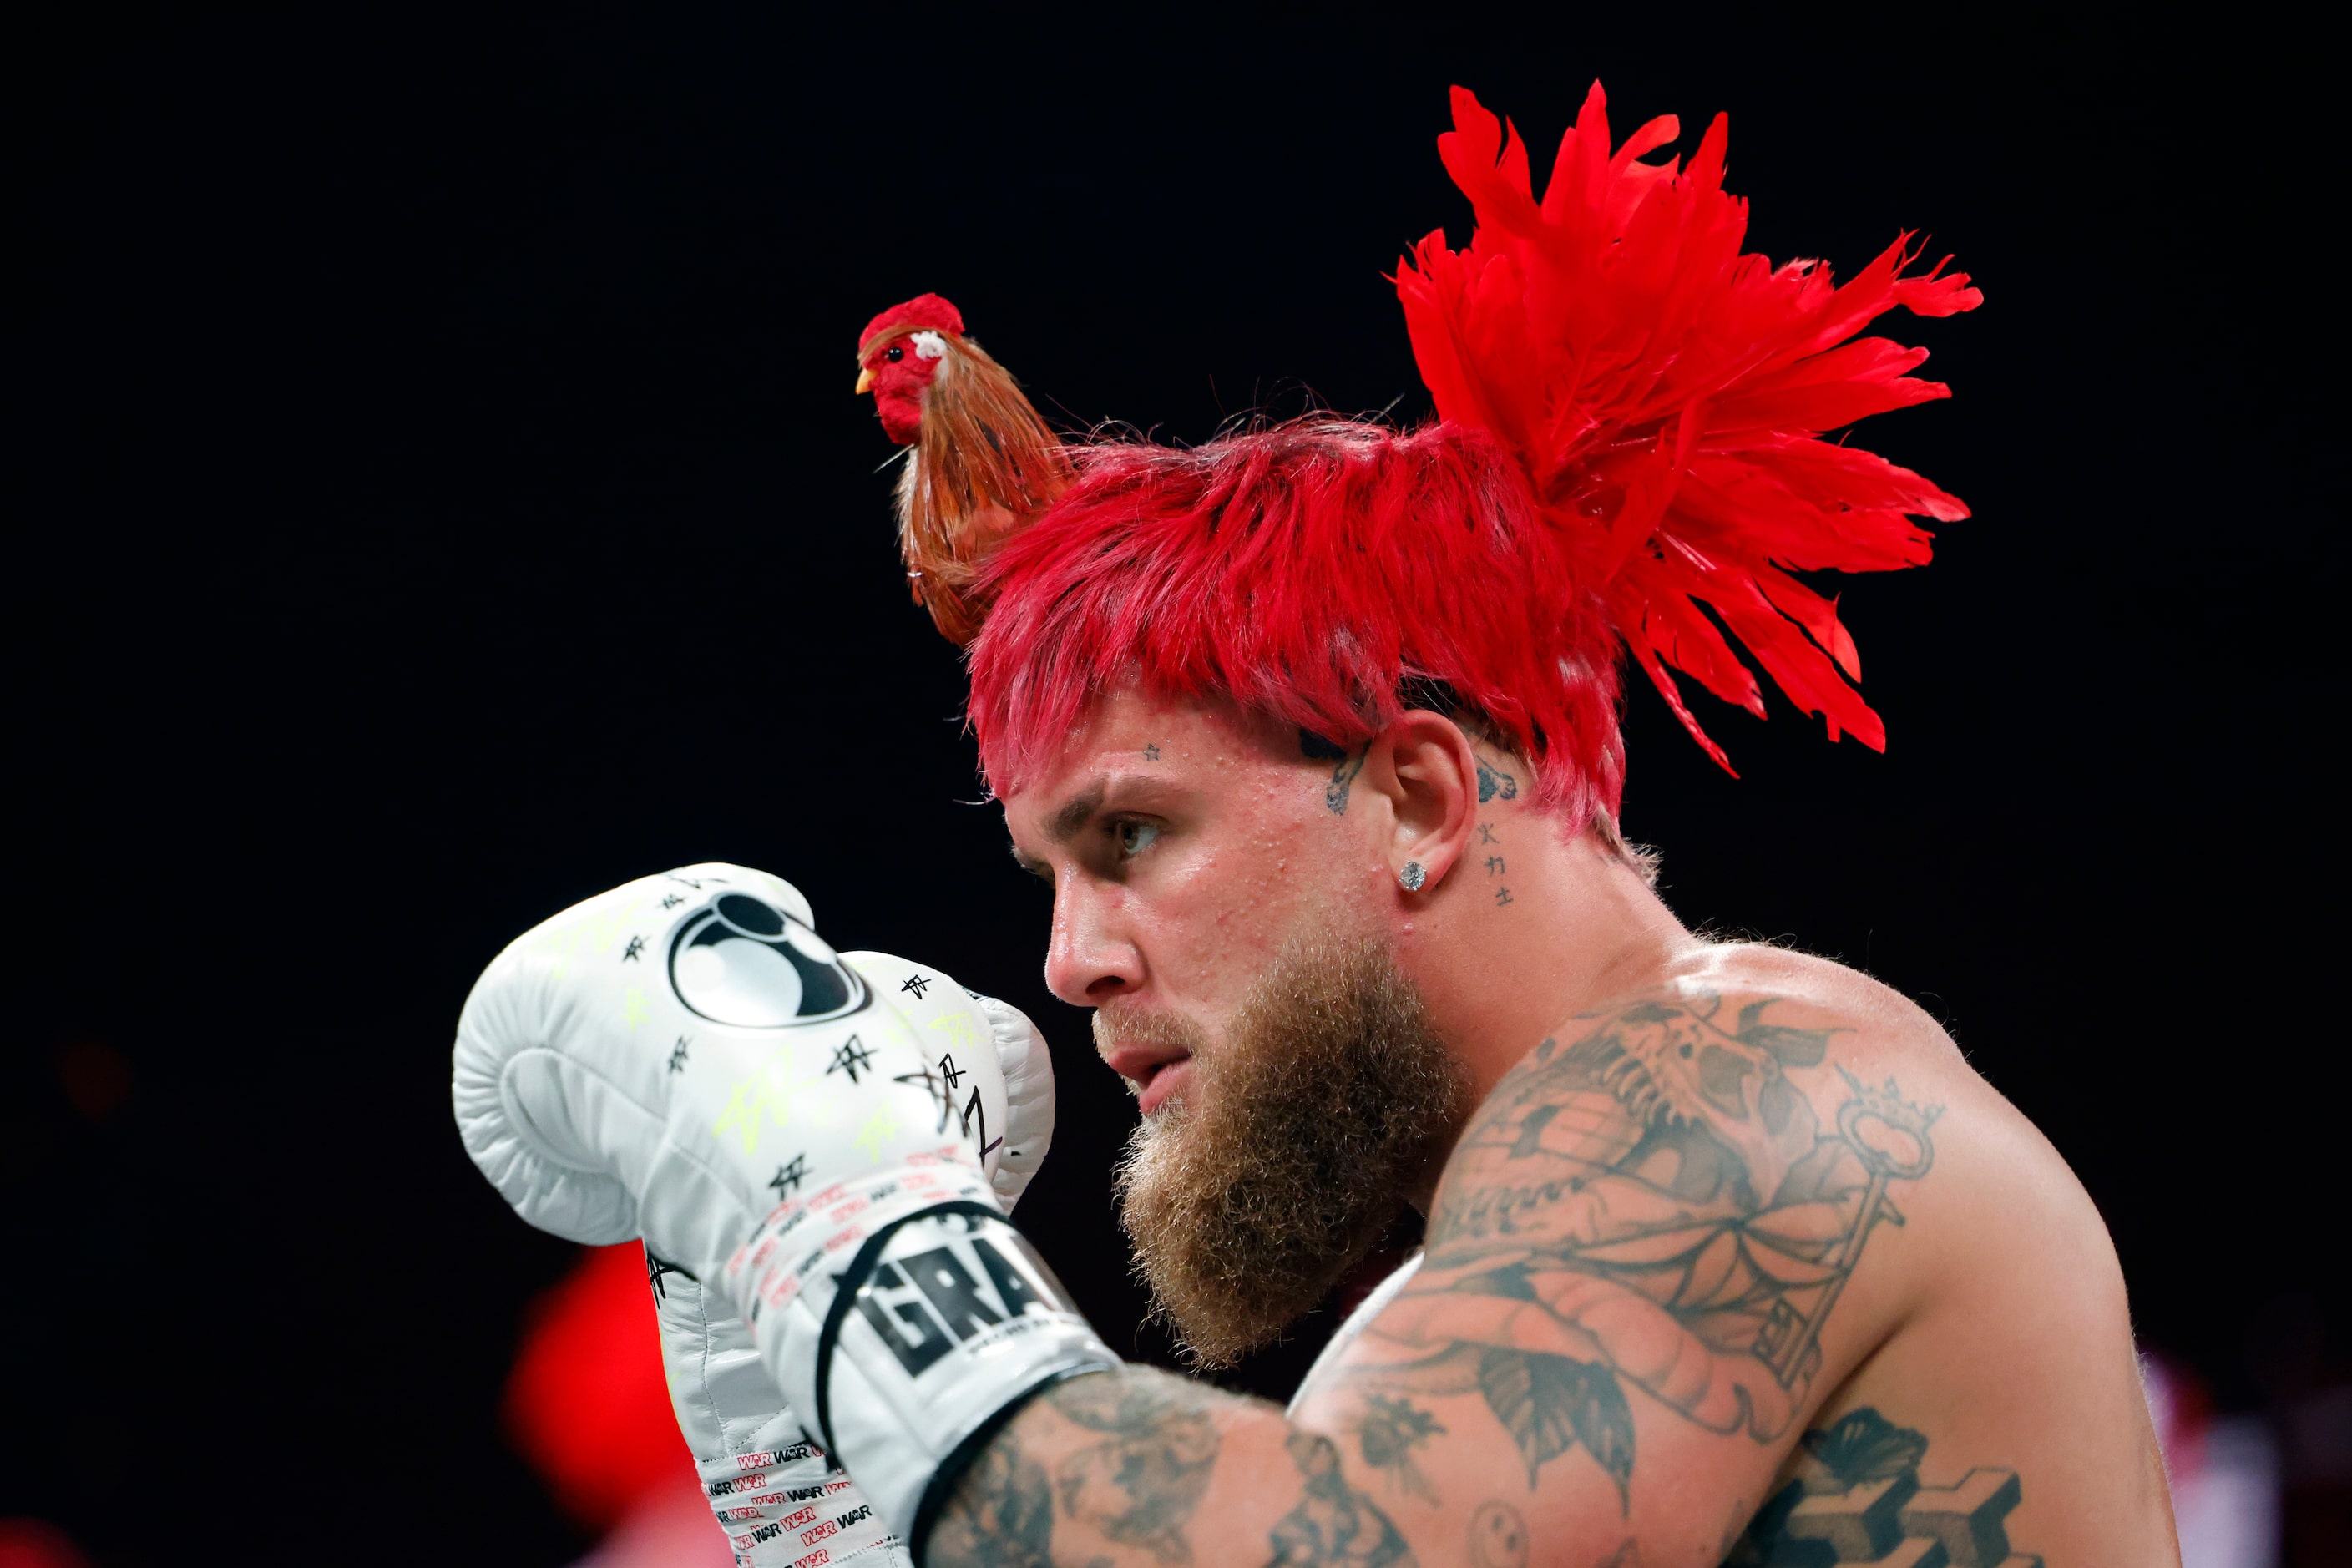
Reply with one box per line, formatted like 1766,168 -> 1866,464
855,294 -> 1070,646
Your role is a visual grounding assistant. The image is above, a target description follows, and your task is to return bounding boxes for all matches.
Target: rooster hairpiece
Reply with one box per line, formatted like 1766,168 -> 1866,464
858,83 -> 1980,773
854,294 -> 1072,646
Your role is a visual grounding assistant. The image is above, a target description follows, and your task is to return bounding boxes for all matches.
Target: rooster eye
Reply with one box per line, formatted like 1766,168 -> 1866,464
885,346 -> 904,362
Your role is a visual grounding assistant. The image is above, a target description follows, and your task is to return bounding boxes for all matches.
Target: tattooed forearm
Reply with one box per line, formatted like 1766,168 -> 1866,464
927,1437 -> 1057,1568
1049,1373 -> 1222,1563
927,1369 -> 1426,1568
1723,1407 -> 2032,1568
926,1369 -> 1247,1568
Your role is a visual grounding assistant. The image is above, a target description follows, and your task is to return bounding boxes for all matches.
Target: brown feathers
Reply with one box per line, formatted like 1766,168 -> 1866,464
893,333 -> 1070,646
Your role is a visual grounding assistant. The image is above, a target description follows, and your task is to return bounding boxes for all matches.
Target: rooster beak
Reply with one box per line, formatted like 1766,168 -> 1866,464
855,367 -> 876,394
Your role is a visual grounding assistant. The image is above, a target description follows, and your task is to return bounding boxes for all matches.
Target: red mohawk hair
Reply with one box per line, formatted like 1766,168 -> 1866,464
1399,83 -> 1979,770
964,82 -> 1978,814
967,420 -> 1625,822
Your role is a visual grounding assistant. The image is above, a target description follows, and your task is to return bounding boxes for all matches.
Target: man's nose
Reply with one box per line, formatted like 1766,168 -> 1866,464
1043,875 -> 1142,1008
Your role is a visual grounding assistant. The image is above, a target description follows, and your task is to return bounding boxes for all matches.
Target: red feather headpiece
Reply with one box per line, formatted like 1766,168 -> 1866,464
1399,83 -> 1980,770
942,82 -> 1979,811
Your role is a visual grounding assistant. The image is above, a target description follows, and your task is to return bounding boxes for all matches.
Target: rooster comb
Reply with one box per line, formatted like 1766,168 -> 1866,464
857,293 -> 966,357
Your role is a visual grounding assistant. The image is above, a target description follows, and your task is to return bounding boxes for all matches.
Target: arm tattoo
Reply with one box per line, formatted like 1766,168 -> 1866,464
927,1437 -> 1057,1568
1050,1374 -> 1222,1563
1347,991 -> 1939,1506
1724,1406 -> 2033,1567
927,1371 -> 1227,1568
1267,1430 -> 1416,1566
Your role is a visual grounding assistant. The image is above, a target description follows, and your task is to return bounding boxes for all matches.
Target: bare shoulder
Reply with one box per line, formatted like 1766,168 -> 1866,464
1677,940 -> 1961,1044
1292,941 -> 2171,1565
1427,940 -> 2121,1340
1402,944 -> 1980,1430
1662,942 -> 2115,1282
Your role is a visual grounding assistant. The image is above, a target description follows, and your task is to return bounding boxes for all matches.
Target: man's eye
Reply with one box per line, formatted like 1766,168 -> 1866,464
1114,821 -> 1160,858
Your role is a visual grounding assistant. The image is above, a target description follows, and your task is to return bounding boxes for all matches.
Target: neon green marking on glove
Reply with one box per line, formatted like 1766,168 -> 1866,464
716,1048 -> 817,1156
928,1013 -> 982,1050
854,1105 -> 903,1163
621,984 -> 650,1029
529,918 -> 591,980
529,897 -> 643,980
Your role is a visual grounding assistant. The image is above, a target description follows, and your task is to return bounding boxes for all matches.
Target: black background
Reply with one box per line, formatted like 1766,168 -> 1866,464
9,8 -> 2339,1562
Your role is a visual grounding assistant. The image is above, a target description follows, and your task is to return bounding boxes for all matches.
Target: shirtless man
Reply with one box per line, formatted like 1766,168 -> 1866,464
953,680 -> 2171,1565
456,87 -> 2177,1565
455,429 -> 2175,1568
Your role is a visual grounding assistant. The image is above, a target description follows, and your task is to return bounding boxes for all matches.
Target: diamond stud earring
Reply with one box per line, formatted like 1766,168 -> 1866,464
1399,861 -> 1427,892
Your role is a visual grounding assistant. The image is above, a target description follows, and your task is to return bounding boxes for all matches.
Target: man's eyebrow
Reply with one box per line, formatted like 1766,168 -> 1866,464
1045,783 -> 1105,844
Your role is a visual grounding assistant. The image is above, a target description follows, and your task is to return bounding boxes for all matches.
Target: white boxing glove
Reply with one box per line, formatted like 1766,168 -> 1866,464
973,993 -> 1055,1209
450,864 -> 1011,1256
645,994 -> 1049,1568
816,970 -> 1053,1210
452,864 -> 829,1247
651,1251 -> 909,1567
453,866 -> 1116,1552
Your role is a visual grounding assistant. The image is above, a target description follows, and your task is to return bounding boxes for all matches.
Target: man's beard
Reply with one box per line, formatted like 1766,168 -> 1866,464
1101,927 -> 1469,1368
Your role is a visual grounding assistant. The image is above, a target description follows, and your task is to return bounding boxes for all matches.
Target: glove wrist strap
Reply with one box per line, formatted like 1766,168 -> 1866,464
733,1167 -> 1120,1547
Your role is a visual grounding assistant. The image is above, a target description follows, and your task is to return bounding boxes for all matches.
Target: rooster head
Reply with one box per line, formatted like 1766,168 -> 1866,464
855,292 -> 964,445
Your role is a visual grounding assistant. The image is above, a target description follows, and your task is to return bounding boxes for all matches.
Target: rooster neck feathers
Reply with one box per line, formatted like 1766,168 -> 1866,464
855,295 -> 1071,646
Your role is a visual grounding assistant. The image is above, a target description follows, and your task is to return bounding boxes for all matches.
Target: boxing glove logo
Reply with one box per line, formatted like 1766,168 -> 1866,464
670,893 -> 868,1028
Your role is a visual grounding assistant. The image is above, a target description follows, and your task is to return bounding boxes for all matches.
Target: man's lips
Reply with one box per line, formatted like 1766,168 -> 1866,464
1101,1044 -> 1194,1116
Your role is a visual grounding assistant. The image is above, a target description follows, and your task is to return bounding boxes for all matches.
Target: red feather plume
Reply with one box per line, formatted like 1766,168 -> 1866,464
1398,83 -> 1981,770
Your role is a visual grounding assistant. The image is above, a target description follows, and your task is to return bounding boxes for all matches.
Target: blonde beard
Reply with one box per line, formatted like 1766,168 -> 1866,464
1103,925 -> 1469,1368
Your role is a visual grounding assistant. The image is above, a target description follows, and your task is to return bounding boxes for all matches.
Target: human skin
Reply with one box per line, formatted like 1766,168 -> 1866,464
947,688 -> 2178,1568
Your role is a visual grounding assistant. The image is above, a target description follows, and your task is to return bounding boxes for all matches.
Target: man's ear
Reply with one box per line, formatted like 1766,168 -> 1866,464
1359,711 -> 1479,895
